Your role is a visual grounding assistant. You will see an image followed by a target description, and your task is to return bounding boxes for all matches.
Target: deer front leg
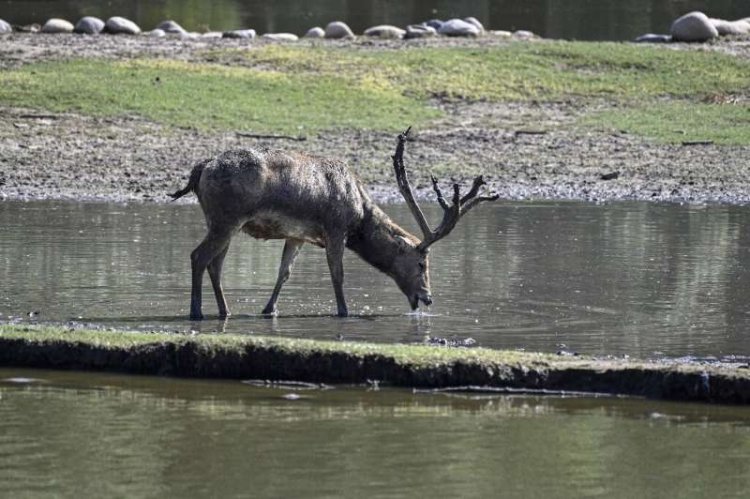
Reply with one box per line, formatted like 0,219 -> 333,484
262,239 -> 304,316
325,235 -> 348,317
190,229 -> 232,320
207,244 -> 231,319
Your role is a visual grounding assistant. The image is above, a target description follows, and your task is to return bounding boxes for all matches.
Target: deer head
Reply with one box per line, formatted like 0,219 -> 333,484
390,126 -> 499,309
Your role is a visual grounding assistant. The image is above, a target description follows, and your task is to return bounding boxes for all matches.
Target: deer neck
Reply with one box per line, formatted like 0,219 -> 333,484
346,204 -> 418,275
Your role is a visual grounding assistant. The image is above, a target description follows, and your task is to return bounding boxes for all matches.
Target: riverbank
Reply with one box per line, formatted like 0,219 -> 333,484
1,34 -> 750,204
1,325 -> 748,404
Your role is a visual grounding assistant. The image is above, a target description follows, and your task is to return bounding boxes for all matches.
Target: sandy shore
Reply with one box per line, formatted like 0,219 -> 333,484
1,33 -> 750,205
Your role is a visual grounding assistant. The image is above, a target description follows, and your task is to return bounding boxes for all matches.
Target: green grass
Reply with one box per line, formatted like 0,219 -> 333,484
223,42 -> 750,101
1,41 -> 749,142
0,59 -> 440,134
585,101 -> 750,144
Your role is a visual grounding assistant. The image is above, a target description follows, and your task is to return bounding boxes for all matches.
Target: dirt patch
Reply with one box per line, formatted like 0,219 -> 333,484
1,34 -> 750,205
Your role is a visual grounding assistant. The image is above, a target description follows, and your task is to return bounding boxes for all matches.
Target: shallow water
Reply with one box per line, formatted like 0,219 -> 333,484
2,199 -> 750,360
0,368 -> 748,498
2,0 -> 746,41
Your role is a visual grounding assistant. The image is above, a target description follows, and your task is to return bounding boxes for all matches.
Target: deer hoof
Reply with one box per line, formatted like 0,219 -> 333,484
189,312 -> 204,320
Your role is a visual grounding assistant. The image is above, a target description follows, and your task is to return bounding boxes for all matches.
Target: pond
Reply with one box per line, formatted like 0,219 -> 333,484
2,0 -> 747,41
2,199 -> 750,360
0,368 -> 748,497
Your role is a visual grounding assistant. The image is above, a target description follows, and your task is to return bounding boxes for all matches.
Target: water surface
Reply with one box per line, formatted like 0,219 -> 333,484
2,0 -> 746,41
2,199 -> 750,359
0,368 -> 748,498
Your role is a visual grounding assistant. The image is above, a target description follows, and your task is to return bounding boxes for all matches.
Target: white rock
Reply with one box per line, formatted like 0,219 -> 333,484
180,32 -> 200,40
513,30 -> 536,39
670,11 -> 718,42
144,29 -> 166,37
463,17 -> 485,33
437,19 -> 480,37
0,19 -> 12,34
363,25 -> 405,39
222,29 -> 256,39
304,26 -> 325,38
710,18 -> 750,36
74,17 -> 104,34
325,21 -> 355,39
156,20 -> 187,35
405,24 -> 437,39
262,33 -> 299,42
201,31 -> 223,38
490,30 -> 512,38
41,18 -> 74,34
105,16 -> 141,35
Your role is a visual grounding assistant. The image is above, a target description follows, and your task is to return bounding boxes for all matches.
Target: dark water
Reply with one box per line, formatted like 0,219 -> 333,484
1,0 -> 748,41
2,199 -> 750,360
0,368 -> 748,498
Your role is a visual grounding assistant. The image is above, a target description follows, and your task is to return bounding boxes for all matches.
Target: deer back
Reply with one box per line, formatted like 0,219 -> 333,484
196,149 -> 368,242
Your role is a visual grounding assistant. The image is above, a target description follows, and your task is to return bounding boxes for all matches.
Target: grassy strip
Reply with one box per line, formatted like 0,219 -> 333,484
1,42 -> 749,142
220,43 -> 750,101
0,59 -> 440,134
1,325 -> 749,404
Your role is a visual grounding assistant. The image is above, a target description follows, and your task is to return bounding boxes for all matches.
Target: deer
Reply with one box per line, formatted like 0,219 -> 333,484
171,127 -> 498,319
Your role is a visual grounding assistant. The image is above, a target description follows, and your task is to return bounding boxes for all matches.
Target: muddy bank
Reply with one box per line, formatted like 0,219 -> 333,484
1,34 -> 750,205
1,325 -> 748,404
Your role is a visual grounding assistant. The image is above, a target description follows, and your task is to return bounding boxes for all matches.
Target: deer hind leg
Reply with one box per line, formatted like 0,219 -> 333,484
261,239 -> 304,316
325,235 -> 348,317
190,229 -> 233,320
207,244 -> 231,318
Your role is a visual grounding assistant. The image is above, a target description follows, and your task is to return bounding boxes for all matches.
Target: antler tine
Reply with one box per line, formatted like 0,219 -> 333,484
392,126 -> 433,240
430,175 -> 450,210
417,174 -> 498,251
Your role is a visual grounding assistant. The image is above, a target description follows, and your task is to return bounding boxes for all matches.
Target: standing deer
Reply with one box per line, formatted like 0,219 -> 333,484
171,127 -> 497,319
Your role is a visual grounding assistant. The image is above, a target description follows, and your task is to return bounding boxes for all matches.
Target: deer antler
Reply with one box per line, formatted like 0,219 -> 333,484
391,127 -> 499,252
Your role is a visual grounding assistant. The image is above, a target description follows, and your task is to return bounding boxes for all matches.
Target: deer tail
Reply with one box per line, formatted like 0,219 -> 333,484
170,158 -> 209,200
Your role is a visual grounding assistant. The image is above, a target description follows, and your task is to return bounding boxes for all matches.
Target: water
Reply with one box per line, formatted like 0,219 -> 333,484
0,368 -> 748,498
2,199 -> 750,360
2,0 -> 747,41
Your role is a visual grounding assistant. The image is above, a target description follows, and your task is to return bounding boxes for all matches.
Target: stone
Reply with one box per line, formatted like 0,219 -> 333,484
670,11 -> 718,42
304,26 -> 325,38
41,18 -> 74,34
513,30 -> 536,39
201,31 -> 223,38
0,19 -> 12,34
464,17 -> 485,33
634,33 -> 672,43
490,30 -> 512,38
262,33 -> 299,41
424,19 -> 443,30
144,29 -> 166,37
74,17 -> 105,35
363,25 -> 405,39
156,20 -> 187,35
437,19 -> 480,37
105,16 -> 141,35
710,18 -> 750,36
404,24 -> 437,39
325,21 -> 355,39
222,29 -> 256,39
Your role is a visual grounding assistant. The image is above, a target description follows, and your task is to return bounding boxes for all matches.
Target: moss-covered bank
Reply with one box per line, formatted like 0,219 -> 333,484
1,325 -> 748,404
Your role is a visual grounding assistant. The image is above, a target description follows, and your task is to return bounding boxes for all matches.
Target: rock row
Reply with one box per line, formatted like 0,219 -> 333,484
0,16 -> 538,41
636,11 -> 750,43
